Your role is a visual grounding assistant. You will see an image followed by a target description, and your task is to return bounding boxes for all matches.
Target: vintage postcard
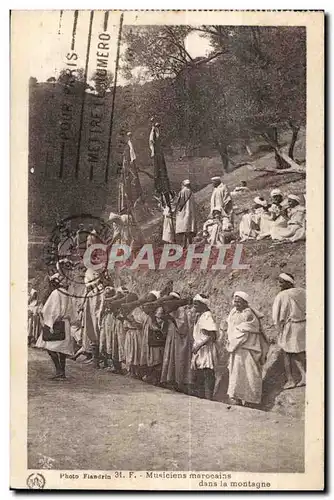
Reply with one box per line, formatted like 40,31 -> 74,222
10,10 -> 324,491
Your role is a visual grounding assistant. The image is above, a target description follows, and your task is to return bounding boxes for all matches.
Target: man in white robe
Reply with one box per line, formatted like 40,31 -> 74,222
231,180 -> 250,196
175,180 -> 197,248
268,188 -> 290,240
159,292 -> 192,391
226,291 -> 268,406
191,294 -> 218,400
239,197 -> 271,241
202,210 -> 226,246
139,291 -> 164,384
162,205 -> 175,244
271,195 -> 306,242
272,273 -> 306,389
108,211 -> 144,249
36,273 -> 77,379
210,176 -> 233,224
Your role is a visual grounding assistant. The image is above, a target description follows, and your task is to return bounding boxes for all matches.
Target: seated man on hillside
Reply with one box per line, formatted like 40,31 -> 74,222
203,210 -> 227,246
231,180 -> 250,196
239,197 -> 271,241
268,188 -> 289,240
256,199 -> 272,240
271,194 -> 306,243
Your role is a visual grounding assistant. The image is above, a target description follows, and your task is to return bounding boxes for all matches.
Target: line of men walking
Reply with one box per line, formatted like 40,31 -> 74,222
30,271 -> 306,407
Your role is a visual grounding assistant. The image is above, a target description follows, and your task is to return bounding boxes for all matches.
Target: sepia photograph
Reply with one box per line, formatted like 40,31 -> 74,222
10,10 -> 324,490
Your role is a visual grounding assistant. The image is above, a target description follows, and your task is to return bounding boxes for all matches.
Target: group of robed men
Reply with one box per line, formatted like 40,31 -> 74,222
162,176 -> 233,248
68,176 -> 305,253
29,270 -> 306,406
160,177 -> 305,248
239,188 -> 306,243
115,121 -> 305,248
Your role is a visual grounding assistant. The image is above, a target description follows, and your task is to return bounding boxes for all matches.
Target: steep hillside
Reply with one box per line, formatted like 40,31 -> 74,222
28,125 -> 306,416
114,150 -> 306,414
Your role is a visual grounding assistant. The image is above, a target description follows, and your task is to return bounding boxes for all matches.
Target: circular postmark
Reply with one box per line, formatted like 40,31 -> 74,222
44,214 -> 114,298
27,472 -> 46,489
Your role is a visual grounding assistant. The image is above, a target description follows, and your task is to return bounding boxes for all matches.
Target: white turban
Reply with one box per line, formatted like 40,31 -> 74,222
150,290 -> 161,299
234,291 -> 250,303
287,194 -> 301,203
279,273 -> 295,285
183,179 -> 190,186
169,291 -> 181,299
270,188 -> 282,197
193,293 -> 210,306
30,288 -> 37,296
254,196 -> 268,208
211,176 -> 221,182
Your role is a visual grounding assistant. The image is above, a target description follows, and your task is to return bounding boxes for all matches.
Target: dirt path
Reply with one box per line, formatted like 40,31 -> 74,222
28,349 -> 304,472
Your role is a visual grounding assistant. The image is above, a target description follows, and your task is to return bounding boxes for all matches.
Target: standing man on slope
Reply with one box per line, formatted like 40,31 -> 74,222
272,272 -> 306,389
175,179 -> 197,248
210,176 -> 234,229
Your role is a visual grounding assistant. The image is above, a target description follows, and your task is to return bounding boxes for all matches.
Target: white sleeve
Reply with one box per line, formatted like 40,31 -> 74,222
272,293 -> 282,325
42,290 -> 61,328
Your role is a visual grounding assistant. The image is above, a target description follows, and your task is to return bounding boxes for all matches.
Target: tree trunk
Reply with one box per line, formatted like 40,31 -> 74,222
269,127 -> 281,168
216,142 -> 229,173
262,131 -> 303,171
288,123 -> 300,160
262,128 -> 292,170
266,127 -> 284,169
274,150 -> 289,170
268,126 -> 278,145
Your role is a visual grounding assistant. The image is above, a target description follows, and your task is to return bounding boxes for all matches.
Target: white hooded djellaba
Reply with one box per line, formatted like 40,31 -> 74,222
226,294 -> 268,405
175,181 -> 197,235
36,287 -> 76,356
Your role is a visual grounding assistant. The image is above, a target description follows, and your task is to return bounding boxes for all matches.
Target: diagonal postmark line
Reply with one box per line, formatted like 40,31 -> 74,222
103,10 -> 109,32
105,12 -> 124,183
58,10 -> 63,35
59,10 -> 80,179
71,10 -> 79,51
75,11 -> 94,179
